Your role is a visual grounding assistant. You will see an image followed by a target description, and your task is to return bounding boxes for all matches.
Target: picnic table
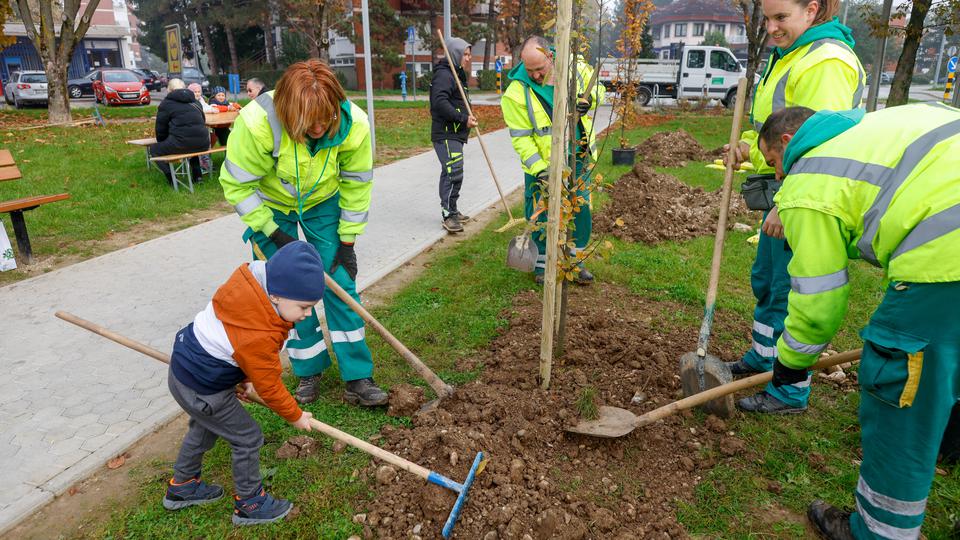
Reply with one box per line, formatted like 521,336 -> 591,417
205,110 -> 239,127
0,149 -> 70,264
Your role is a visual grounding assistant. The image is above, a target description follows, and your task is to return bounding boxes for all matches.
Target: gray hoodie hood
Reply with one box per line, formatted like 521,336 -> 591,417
445,37 -> 470,68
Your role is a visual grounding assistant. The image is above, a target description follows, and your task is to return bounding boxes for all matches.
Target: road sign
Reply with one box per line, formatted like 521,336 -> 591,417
949,46 -> 958,57
949,56 -> 958,73
407,26 -> 415,42
165,24 -> 182,74
494,58 -> 503,73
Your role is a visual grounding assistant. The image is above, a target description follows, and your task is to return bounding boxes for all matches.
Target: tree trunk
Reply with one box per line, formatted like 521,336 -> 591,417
514,0 -> 526,62
483,0 -> 495,70
46,58 -> 71,123
264,12 -> 277,68
316,0 -> 330,62
738,0 -> 767,102
226,28 -> 240,74
886,0 -> 931,106
201,25 -> 220,75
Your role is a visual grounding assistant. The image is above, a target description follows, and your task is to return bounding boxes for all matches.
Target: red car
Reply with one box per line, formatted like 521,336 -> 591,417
92,69 -> 150,106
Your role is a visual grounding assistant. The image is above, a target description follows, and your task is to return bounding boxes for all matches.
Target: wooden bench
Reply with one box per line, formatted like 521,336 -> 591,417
0,149 -> 70,265
126,137 -> 158,169
150,147 -> 227,193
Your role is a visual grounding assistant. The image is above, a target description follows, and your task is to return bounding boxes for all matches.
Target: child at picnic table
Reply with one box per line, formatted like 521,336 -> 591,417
162,241 -> 320,525
207,85 -> 239,146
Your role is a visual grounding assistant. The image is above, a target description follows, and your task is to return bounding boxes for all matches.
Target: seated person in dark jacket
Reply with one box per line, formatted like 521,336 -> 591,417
150,78 -> 210,183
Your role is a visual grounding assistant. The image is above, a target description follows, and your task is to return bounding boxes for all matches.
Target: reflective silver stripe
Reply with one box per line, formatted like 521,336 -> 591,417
789,156 -> 890,186
790,374 -> 812,388
340,169 -> 373,183
255,92 -> 283,158
857,476 -> 927,516
523,86 -> 552,136
341,209 -> 369,223
772,68 -> 790,112
225,158 -> 262,183
891,202 -> 960,259
754,121 -> 764,131
329,328 -> 366,343
510,128 -> 534,137
287,338 -> 328,359
853,69 -> 865,107
782,329 -> 828,355
791,268 -> 849,294
858,119 -> 960,266
277,180 -> 298,198
752,320 -> 775,338
234,193 -> 263,216
256,189 -> 284,205
523,153 -> 543,169
855,498 -> 922,540
752,340 -> 777,358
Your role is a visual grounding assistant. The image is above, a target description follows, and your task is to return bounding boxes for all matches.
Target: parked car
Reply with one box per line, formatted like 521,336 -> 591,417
168,66 -> 211,95
151,70 -> 166,87
92,69 -> 151,106
3,70 -> 48,108
67,70 -> 98,98
130,68 -> 161,91
881,71 -> 895,84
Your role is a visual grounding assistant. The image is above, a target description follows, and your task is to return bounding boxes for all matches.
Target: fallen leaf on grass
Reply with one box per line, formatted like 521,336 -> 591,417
67,486 -> 81,496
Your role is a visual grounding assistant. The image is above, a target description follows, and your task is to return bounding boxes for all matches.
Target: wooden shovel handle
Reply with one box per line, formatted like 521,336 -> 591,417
638,348 -> 862,427
323,275 -> 454,399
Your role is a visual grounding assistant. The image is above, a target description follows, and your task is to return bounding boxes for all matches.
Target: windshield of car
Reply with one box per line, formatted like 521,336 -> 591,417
104,71 -> 140,83
22,73 -> 47,84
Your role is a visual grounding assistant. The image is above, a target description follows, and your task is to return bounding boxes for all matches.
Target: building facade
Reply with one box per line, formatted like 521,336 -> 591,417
1,0 -> 139,81
650,0 -> 747,60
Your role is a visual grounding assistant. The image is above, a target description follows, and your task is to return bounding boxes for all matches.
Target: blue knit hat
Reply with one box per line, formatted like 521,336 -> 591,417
266,241 -> 325,301
212,85 -> 226,95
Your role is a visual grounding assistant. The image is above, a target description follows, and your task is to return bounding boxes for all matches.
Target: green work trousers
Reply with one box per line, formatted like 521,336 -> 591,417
523,155 -> 592,275
244,193 -> 374,381
849,281 -> 960,539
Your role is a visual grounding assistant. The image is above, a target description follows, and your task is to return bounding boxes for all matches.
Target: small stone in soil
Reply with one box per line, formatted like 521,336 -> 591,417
376,465 -> 397,485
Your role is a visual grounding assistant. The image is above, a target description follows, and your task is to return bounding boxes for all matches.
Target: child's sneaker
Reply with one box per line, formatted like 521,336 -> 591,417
232,487 -> 293,525
162,476 -> 224,510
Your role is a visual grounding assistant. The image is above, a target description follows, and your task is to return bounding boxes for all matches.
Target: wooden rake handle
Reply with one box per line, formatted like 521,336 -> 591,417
322,274 -> 454,399
436,29 -> 515,221
54,311 -> 438,482
639,348 -> 862,427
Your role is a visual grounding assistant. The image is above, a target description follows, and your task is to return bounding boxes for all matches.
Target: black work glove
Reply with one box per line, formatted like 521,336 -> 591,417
536,170 -> 549,183
269,229 -> 297,250
576,93 -> 593,116
331,242 -> 358,281
771,359 -> 809,388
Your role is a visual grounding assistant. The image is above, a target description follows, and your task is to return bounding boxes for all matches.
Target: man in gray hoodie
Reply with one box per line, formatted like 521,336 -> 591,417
429,37 -> 478,233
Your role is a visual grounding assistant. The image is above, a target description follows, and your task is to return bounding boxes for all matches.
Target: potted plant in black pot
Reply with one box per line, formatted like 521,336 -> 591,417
611,14 -> 643,166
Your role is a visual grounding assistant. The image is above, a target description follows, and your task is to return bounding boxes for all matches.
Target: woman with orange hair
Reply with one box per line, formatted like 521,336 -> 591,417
219,60 -> 387,408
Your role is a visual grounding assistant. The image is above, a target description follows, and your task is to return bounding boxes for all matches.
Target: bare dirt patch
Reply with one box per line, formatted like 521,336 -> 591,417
634,129 -> 719,167
595,163 -> 753,244
360,283 -> 752,539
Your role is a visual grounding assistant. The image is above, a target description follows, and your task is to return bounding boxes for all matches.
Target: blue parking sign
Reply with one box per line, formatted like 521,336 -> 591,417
228,73 -> 240,95
407,26 -> 415,42
494,58 -> 503,73
949,56 -> 958,73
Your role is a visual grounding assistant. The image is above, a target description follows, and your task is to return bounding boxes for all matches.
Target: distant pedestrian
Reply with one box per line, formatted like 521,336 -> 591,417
150,78 -> 209,184
430,36 -> 477,233
163,241 -> 320,525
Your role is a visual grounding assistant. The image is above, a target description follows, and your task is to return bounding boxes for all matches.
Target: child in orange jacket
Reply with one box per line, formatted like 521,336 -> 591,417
163,241 -> 322,525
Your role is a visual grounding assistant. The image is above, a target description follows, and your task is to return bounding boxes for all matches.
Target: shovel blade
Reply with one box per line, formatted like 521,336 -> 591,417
679,352 -> 736,418
506,233 -> 539,273
564,406 -> 639,438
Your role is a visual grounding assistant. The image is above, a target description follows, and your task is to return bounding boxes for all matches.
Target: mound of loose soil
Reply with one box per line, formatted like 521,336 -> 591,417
388,383 -> 426,417
595,163 -> 752,244
635,129 -> 709,167
359,284 -> 752,539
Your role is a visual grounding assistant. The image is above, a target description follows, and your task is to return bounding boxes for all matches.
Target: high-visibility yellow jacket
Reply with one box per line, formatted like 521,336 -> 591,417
501,59 -> 605,176
774,104 -> 960,369
219,92 -> 373,242
741,21 -> 865,173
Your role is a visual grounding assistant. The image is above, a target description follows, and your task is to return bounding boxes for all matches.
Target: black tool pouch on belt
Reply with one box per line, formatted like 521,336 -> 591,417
740,173 -> 782,211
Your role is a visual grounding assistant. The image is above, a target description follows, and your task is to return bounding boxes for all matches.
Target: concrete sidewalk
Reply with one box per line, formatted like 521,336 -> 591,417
0,109 -> 615,534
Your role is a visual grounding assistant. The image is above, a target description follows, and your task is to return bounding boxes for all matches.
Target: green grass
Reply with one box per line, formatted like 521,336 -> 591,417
30,111 -> 960,538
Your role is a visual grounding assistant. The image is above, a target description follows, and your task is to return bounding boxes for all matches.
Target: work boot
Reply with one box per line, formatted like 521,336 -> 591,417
726,359 -> 763,376
232,486 -> 293,526
455,212 -> 470,222
442,214 -> 464,233
294,374 -> 322,404
574,266 -> 594,286
737,391 -> 807,414
534,273 -> 545,285
344,378 -> 389,407
807,500 -> 854,540
163,476 -> 224,510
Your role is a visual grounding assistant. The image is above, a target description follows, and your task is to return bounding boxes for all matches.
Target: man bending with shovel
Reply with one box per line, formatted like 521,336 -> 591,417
501,35 -> 604,285
758,104 -> 960,540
